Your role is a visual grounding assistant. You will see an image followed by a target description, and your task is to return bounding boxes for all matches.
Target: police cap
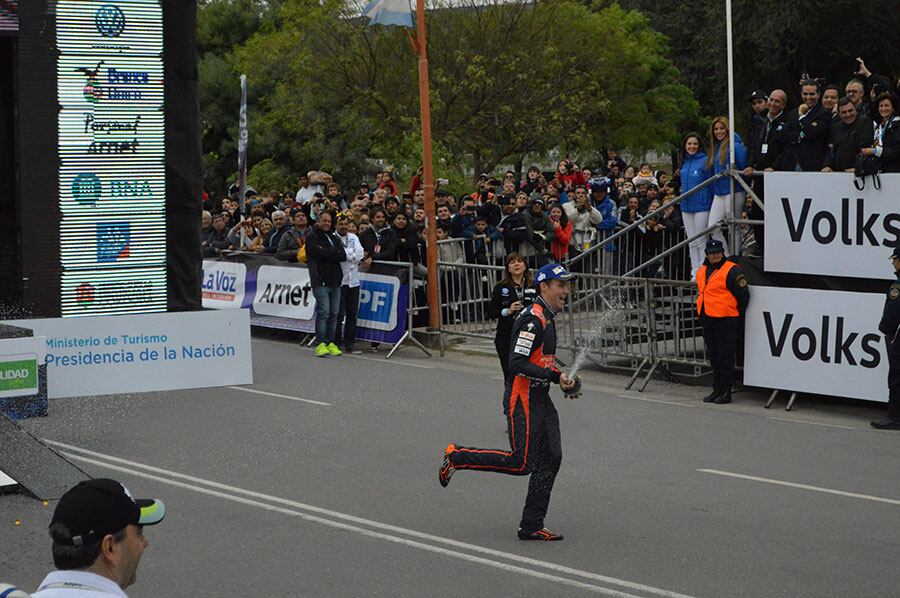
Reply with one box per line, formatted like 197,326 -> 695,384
705,239 -> 725,254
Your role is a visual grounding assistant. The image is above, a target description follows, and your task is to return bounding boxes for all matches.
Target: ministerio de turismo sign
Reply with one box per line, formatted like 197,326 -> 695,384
4,310 -> 252,399
764,172 -> 900,280
744,286 -> 888,403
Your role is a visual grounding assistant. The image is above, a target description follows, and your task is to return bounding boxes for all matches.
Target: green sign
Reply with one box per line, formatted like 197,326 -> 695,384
0,359 -> 38,393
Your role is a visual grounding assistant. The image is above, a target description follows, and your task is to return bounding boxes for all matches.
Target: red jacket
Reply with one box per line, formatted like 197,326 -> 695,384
380,179 -> 399,197
554,171 -> 586,191
550,220 -> 572,261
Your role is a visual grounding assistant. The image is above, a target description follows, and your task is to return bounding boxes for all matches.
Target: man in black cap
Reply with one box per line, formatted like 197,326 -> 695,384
439,263 -> 579,541
749,89 -> 768,125
33,479 -> 165,597
695,239 -> 750,404
873,247 -> 900,429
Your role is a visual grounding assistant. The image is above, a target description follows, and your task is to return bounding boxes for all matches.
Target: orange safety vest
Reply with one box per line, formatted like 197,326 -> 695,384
696,261 -> 739,318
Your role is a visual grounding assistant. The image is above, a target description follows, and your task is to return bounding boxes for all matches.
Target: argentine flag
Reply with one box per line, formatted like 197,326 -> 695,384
362,0 -> 414,27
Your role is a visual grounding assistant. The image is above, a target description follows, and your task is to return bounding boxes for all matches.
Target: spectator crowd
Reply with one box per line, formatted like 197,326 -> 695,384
202,58 -> 899,283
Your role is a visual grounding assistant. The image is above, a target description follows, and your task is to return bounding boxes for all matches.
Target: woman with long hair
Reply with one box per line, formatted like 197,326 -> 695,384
862,92 -> 900,173
678,132 -> 713,279
547,204 -> 571,262
706,116 -> 747,255
488,253 -> 535,383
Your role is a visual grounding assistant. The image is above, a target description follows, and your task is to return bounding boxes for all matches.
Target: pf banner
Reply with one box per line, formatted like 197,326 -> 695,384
764,172 -> 900,280
744,286 -> 888,403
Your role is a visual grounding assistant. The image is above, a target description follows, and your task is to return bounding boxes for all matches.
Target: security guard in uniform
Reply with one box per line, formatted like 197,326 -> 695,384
872,246 -> 900,429
696,239 -> 749,404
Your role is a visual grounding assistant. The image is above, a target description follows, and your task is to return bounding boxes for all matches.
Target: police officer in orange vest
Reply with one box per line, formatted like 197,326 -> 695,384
696,239 -> 749,404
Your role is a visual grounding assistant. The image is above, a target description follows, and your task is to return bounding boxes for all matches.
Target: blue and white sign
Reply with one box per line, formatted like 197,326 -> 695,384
4,310 -> 252,399
202,260 -> 247,310
358,274 -> 399,331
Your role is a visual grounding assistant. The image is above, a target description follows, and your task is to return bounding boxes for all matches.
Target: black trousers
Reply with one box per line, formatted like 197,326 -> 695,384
450,387 -> 562,532
494,327 -> 512,383
335,285 -> 360,349
702,316 -> 740,392
888,337 -> 900,419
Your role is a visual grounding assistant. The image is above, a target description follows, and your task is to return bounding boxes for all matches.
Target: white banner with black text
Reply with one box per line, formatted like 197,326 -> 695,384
744,286 -> 888,403
764,172 -> 900,280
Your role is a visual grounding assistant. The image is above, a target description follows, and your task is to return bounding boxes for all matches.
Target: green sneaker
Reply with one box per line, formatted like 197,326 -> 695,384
326,342 -> 342,356
315,343 -> 329,357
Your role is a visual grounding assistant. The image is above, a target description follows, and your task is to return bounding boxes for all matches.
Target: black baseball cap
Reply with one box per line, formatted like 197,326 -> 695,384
50,479 -> 165,546
749,89 -> 768,102
705,239 -> 725,254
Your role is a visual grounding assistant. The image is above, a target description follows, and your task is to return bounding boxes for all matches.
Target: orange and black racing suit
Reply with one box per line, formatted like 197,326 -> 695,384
448,296 -> 563,533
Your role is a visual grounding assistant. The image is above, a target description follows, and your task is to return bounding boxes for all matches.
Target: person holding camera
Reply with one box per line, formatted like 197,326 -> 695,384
488,252 -> 535,383
553,159 -> 586,194
562,185 -> 601,268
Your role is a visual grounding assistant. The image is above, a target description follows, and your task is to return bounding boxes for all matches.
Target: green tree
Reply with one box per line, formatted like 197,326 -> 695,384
232,0 -> 696,184
197,0 -> 283,195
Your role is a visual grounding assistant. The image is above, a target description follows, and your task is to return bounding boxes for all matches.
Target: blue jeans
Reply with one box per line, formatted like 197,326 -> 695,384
313,286 -> 342,345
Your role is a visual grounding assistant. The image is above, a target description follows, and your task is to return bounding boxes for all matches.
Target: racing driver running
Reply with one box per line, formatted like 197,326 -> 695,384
439,263 -> 580,541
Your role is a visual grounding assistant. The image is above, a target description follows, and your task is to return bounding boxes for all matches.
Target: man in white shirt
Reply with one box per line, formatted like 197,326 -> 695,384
294,172 -> 316,205
335,213 -> 368,354
33,479 -> 165,597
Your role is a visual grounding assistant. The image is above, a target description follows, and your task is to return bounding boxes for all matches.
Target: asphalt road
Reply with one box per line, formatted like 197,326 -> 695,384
2,335 -> 899,597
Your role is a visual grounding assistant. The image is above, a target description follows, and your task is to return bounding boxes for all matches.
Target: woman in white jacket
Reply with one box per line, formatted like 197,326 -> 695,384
335,213 -> 368,354
562,185 -> 602,260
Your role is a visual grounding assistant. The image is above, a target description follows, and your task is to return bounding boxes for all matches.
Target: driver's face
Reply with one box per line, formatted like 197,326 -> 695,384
541,279 -> 571,311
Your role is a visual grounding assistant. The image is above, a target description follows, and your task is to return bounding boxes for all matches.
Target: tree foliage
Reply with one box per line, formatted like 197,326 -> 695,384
199,0 -> 698,193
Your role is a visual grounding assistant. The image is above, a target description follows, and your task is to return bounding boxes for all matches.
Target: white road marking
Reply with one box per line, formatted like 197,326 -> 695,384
341,353 -> 434,369
698,469 -> 900,506
46,440 -> 694,598
225,386 -> 332,406
615,394 -> 695,408
766,417 -> 860,431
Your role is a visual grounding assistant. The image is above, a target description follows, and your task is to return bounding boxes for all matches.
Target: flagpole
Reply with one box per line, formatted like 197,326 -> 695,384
415,0 -> 440,331
238,74 -> 249,215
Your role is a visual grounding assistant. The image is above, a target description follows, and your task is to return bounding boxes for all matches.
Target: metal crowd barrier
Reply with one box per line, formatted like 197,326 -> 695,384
436,262 -> 712,389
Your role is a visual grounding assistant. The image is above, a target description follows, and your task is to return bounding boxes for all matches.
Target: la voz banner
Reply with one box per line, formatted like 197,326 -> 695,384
764,172 -> 900,280
202,257 -> 408,344
744,286 -> 888,403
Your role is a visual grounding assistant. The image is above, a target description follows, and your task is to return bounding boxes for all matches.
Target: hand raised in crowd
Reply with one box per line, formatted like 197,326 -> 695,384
509,300 -> 524,314
856,57 -> 871,78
